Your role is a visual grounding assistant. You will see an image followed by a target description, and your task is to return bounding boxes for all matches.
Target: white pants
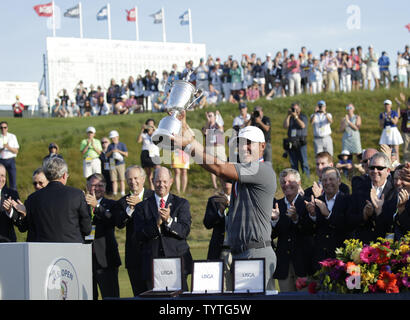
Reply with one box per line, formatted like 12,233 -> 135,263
310,80 -> 322,94
288,73 -> 301,96
83,158 -> 101,178
341,73 -> 352,92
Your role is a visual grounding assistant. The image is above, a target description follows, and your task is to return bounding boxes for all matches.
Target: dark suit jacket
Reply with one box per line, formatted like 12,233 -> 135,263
301,192 -> 350,272
203,193 -> 230,260
25,181 -> 92,243
304,182 -> 350,199
0,187 -> 20,242
87,197 -> 121,269
394,200 -> 410,241
271,196 -> 313,279
113,189 -> 154,269
133,193 -> 193,282
347,177 -> 396,244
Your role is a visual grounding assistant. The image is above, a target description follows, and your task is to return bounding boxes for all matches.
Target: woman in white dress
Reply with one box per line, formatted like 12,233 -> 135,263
379,99 -> 403,162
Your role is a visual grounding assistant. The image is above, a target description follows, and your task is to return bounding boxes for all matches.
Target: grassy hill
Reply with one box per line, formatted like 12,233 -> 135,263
6,86 -> 410,297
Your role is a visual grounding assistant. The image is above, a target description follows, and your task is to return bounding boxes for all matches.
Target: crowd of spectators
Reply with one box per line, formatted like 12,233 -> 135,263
38,45 -> 410,118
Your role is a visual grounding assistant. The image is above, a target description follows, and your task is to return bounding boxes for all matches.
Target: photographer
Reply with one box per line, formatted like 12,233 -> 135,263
310,100 -> 334,156
283,103 -> 310,177
249,106 -> 272,162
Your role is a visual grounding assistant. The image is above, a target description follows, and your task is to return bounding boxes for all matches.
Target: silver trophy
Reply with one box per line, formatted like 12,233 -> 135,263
152,79 -> 202,150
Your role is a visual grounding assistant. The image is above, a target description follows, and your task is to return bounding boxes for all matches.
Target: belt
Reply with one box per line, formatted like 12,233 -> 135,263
231,240 -> 271,255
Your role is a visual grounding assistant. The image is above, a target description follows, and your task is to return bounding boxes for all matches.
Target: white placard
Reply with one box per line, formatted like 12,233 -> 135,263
0,81 -> 39,106
46,37 -> 206,103
233,259 -> 265,293
192,261 -> 223,294
153,257 -> 182,291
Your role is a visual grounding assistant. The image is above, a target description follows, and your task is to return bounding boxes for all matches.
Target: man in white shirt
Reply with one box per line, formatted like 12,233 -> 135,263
304,166 -> 350,271
310,101 -> 334,156
348,152 -> 397,243
113,165 -> 154,296
0,122 -> 19,190
133,166 -> 193,291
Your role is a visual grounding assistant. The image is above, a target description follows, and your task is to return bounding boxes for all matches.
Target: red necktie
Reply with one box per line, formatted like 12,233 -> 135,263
160,198 -> 165,209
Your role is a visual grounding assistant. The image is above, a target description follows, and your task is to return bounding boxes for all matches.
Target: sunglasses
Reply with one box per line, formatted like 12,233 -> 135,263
102,141 -> 109,144
361,159 -> 369,164
369,166 -> 386,171
1,126 -> 8,129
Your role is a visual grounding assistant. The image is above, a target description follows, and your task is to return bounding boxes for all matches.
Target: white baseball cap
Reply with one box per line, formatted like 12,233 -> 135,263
86,126 -> 96,134
384,99 -> 392,105
237,126 -> 265,143
109,130 -> 119,138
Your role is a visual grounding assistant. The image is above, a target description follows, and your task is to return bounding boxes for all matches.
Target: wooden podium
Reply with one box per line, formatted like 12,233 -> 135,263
0,243 -> 92,300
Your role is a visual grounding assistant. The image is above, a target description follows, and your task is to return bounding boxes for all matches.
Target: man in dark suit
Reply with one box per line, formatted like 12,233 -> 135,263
133,166 -> 193,291
304,151 -> 350,198
113,165 -> 154,296
203,178 -> 232,291
351,148 -> 378,194
203,178 -> 232,260
24,157 -> 92,242
85,173 -> 121,300
348,152 -> 397,244
0,164 -> 22,242
271,169 -> 312,292
392,164 -> 410,240
304,167 -> 351,272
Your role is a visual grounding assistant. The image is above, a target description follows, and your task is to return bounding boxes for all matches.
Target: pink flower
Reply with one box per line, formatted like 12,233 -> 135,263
319,258 -> 340,268
295,277 -> 308,290
360,246 -> 379,264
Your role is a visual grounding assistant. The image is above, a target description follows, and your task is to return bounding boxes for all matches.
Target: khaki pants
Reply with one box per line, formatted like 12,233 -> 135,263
326,70 -> 339,92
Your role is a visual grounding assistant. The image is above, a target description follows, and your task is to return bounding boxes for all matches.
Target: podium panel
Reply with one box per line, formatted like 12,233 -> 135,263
0,243 -> 92,300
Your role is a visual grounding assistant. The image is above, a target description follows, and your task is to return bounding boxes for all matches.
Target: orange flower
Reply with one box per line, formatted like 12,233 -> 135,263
376,271 -> 398,293
376,247 -> 390,264
346,262 -> 360,275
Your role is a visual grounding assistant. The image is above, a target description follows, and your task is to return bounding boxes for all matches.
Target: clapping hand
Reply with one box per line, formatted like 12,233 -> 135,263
2,197 -> 13,213
286,203 -> 298,222
397,189 -> 409,215
158,203 -> 172,226
312,181 -> 323,198
85,190 -> 98,208
271,203 -> 280,221
11,199 -> 26,217
305,195 -> 316,217
370,188 -> 384,216
126,194 -> 140,209
363,200 -> 374,220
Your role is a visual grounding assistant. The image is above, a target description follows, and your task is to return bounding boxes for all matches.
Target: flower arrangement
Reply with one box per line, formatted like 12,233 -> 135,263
312,232 -> 410,294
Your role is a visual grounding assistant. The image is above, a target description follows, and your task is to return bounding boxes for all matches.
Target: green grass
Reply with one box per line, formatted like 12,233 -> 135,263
8,86 -> 410,298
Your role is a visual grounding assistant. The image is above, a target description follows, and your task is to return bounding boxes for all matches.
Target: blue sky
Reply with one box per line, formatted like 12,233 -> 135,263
1,0 -> 409,83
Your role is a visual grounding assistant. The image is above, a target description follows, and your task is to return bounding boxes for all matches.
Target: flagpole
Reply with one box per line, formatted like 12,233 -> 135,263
107,3 -> 112,40
161,7 -> 166,42
52,0 -> 56,37
135,6 -> 139,41
188,8 -> 193,43
79,2 -> 83,38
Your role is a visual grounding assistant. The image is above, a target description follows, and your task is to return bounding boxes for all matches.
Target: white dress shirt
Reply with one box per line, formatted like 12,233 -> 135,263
126,188 -> 145,217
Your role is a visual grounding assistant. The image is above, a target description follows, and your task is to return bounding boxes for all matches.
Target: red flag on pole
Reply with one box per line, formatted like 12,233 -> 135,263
33,2 -> 53,17
126,8 -> 136,21
405,24 -> 410,32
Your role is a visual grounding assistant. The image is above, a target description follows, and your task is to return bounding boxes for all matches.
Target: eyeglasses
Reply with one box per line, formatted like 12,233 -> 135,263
101,141 -> 109,144
361,159 -> 369,164
369,166 -> 386,171
1,126 -> 8,129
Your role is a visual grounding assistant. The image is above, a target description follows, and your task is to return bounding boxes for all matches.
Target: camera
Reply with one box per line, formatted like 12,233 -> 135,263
291,107 -> 296,113
252,110 -> 260,118
317,104 -> 324,112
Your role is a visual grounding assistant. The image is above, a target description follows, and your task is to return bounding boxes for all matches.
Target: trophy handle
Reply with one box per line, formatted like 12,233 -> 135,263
187,89 -> 204,110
